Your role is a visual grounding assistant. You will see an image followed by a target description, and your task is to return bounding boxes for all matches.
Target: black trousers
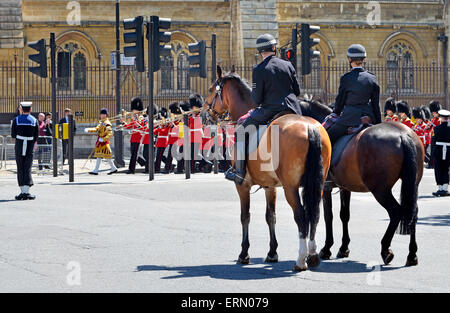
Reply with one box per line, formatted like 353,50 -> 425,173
155,147 -> 166,172
15,143 -> 34,187
62,139 -> 68,164
165,144 -> 174,171
129,142 -> 140,172
327,123 -> 349,145
434,155 -> 450,185
190,142 -> 201,172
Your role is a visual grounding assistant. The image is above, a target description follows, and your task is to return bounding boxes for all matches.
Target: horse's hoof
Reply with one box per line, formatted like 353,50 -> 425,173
265,253 -> 278,263
293,264 -> 307,272
306,254 -> 320,268
336,249 -> 350,258
237,255 -> 250,264
319,248 -> 332,260
406,255 -> 418,267
381,249 -> 394,265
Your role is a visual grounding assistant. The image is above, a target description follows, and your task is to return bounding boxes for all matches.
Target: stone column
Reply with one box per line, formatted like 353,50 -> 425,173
230,0 -> 245,67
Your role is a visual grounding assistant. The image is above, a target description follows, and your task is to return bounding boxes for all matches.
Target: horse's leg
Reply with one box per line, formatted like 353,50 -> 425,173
406,221 -> 418,266
337,189 -> 351,258
264,187 -> 278,263
306,211 -> 321,268
284,187 -> 308,272
319,188 -> 333,260
236,185 -> 251,264
372,189 -> 401,265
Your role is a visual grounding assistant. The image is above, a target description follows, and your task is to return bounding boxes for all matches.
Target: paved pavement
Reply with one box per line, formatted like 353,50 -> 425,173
0,161 -> 449,292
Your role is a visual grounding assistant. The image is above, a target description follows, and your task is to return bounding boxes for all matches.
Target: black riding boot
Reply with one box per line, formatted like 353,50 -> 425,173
225,130 -> 246,185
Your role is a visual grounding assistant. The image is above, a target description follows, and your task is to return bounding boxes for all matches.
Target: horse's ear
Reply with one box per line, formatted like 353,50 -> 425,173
217,65 -> 223,78
231,65 -> 236,73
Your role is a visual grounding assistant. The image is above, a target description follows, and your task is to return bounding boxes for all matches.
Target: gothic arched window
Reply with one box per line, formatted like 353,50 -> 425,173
161,55 -> 174,90
385,41 -> 415,91
177,52 -> 190,91
73,52 -> 87,91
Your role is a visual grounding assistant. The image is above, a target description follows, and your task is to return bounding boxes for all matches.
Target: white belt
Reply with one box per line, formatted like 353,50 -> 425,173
191,129 -> 202,132
16,135 -> 34,156
169,132 -> 177,136
436,142 -> 450,160
158,136 -> 168,139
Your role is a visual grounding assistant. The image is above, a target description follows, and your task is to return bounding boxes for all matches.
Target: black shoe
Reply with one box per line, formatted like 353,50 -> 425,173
24,193 -> 36,200
15,193 -> 26,200
126,170 -> 135,174
439,190 -> 450,197
107,170 -> 118,175
161,168 -> 170,174
224,168 -> 244,185
89,171 -> 99,175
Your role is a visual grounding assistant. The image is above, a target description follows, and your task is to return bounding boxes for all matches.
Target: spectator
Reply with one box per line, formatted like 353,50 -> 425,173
59,108 -> 76,165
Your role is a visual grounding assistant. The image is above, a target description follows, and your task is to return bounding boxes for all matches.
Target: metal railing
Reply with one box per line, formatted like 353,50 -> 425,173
0,60 -> 448,123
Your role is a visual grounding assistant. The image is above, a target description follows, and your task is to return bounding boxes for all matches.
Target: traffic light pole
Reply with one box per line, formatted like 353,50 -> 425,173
291,26 -> 298,71
211,34 -> 216,83
148,20 -> 155,181
114,0 -> 125,168
50,32 -> 58,177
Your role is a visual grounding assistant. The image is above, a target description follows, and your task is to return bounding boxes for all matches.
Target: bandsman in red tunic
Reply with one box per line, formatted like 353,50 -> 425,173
412,107 -> 427,146
430,100 -> 442,129
173,101 -> 191,174
396,100 -> 414,128
420,105 -> 433,167
189,94 -> 204,173
165,102 -> 181,174
121,97 -> 144,174
383,97 -> 399,122
154,107 -> 169,173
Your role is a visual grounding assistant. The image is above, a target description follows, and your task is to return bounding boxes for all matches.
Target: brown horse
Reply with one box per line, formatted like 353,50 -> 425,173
300,99 -> 424,266
204,66 -> 332,271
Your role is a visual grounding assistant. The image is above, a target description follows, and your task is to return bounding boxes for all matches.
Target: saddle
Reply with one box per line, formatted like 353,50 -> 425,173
330,116 -> 373,167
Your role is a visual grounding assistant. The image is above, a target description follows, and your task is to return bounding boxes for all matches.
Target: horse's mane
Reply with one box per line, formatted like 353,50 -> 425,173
300,97 -> 332,123
222,72 -> 253,103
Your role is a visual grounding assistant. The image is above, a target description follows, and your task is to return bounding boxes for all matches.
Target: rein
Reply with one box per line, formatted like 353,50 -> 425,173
205,79 -> 238,125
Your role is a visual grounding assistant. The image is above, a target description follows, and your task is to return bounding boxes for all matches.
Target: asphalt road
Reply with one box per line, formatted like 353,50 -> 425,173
0,165 -> 449,292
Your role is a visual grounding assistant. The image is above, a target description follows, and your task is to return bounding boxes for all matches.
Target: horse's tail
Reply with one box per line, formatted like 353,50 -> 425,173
398,133 -> 419,235
301,124 -> 324,234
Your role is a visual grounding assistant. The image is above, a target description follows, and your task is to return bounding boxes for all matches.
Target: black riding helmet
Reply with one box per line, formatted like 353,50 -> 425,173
256,33 -> 277,53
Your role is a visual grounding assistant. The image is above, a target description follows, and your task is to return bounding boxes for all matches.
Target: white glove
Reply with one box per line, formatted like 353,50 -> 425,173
84,128 -> 89,133
98,137 -> 104,142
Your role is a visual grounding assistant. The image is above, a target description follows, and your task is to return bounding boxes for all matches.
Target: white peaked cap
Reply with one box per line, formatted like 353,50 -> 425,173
20,101 -> 32,108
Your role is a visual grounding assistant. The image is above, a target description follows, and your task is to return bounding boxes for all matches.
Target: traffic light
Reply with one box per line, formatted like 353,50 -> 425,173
28,39 -> 47,78
150,15 -> 172,72
123,16 -> 145,72
300,23 -> 320,75
280,48 -> 295,64
188,40 -> 207,78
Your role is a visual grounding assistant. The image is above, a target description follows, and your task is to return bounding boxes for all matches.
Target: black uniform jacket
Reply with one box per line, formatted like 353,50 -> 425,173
11,114 -> 39,154
59,116 -> 77,133
431,121 -> 450,160
333,67 -> 381,126
251,55 -> 302,115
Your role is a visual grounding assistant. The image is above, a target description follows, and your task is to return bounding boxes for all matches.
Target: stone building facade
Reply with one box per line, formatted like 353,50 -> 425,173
0,0 -> 448,118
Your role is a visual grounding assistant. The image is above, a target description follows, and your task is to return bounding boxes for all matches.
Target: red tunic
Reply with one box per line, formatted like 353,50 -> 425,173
413,121 -> 427,146
431,117 -> 441,128
168,122 -> 179,145
140,120 -> 150,145
189,114 -> 203,144
201,126 -> 214,151
123,119 -> 143,143
384,114 -> 399,122
154,126 -> 170,148
400,117 -> 414,129
216,126 -> 224,147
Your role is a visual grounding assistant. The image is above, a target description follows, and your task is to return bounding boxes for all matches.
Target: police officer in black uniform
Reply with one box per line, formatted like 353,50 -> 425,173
225,33 -> 302,185
431,109 -> 450,197
327,44 -> 381,144
11,101 -> 39,200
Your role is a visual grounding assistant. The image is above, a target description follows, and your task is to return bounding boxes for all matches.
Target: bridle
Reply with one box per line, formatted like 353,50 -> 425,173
205,79 -> 229,122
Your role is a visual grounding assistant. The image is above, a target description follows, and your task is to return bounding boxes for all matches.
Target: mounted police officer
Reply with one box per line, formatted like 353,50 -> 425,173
225,33 -> 302,185
327,44 -> 381,144
11,102 -> 39,200
431,109 -> 450,197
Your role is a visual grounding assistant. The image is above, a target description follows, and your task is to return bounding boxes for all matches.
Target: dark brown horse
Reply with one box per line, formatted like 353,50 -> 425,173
300,99 -> 424,266
204,66 -> 332,271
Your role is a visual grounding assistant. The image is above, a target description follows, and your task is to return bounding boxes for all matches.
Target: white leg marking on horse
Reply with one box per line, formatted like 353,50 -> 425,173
297,233 -> 308,268
308,239 -> 317,255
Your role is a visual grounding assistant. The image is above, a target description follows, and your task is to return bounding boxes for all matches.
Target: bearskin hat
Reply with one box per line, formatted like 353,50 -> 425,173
429,100 -> 442,113
169,101 -> 181,114
412,107 -> 425,121
189,93 -> 203,109
179,101 -> 191,112
100,108 -> 109,115
159,107 -> 168,119
130,97 -> 144,112
384,97 -> 396,113
396,100 -> 411,117
420,105 -> 431,120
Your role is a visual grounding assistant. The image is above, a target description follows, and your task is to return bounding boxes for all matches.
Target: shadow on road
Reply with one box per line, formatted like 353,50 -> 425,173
0,199 -> 16,203
417,214 -> 450,227
136,258 -> 401,280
